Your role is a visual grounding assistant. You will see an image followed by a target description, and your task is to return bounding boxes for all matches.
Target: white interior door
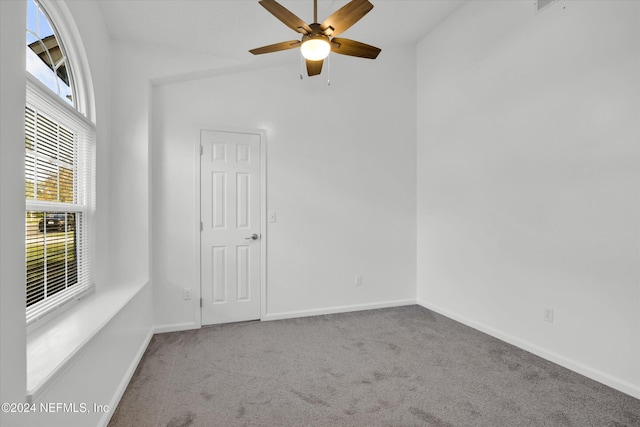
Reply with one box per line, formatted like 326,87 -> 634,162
200,130 -> 262,325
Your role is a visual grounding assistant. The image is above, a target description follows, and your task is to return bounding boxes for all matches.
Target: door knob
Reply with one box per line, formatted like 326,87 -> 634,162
245,233 -> 260,240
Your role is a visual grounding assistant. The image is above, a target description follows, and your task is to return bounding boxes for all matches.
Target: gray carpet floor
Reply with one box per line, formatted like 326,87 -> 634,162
108,305 -> 640,427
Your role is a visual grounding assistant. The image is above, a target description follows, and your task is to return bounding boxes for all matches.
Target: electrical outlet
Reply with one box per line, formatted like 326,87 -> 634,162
355,275 -> 363,286
183,288 -> 192,300
544,307 -> 553,323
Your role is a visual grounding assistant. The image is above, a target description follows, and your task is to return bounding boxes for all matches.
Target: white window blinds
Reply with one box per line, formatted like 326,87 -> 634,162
25,75 -> 95,325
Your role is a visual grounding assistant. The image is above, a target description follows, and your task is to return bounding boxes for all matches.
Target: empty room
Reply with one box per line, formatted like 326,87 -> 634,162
0,0 -> 638,426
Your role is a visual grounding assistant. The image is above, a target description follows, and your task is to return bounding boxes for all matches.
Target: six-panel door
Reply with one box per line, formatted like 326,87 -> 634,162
200,130 -> 261,325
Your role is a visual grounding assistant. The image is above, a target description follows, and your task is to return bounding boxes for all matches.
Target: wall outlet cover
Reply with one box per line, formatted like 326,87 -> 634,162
544,307 -> 554,323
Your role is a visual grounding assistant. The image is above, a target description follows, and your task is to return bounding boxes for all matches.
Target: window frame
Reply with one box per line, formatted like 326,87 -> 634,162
27,0 -> 95,122
25,0 -> 96,329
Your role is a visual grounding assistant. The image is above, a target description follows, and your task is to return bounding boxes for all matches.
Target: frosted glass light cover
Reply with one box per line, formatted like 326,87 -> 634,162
301,39 -> 330,61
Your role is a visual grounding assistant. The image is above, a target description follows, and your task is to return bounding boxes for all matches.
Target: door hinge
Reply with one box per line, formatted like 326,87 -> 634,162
200,221 -> 203,231
200,298 -> 203,308
200,145 -> 203,156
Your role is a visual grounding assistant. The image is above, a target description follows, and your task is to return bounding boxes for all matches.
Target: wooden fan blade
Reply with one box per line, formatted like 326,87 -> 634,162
321,0 -> 373,37
331,38 -> 380,59
249,40 -> 301,55
306,59 -> 323,76
259,0 -> 312,34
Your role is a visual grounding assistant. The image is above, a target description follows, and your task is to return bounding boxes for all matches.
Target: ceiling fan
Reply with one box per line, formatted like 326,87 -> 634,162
249,0 -> 381,77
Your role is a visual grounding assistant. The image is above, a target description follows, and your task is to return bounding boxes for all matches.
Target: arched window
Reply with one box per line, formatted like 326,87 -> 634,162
26,0 -> 75,107
25,0 -> 96,325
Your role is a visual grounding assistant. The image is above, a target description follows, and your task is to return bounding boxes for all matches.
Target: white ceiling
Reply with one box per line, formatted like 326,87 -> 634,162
98,0 -> 466,70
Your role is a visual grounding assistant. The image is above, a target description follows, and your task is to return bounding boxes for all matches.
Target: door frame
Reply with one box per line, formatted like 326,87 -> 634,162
194,126 -> 267,327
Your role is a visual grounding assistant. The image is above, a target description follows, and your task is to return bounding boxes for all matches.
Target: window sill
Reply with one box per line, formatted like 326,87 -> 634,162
26,280 -> 148,402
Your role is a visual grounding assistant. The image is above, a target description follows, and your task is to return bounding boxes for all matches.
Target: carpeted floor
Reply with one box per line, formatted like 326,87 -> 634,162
108,305 -> 640,427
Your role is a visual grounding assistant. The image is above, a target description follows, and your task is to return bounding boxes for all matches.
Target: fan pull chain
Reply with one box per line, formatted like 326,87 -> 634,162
327,54 -> 331,86
300,52 -> 304,80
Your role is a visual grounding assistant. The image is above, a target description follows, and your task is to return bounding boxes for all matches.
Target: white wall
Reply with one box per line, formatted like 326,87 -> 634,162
28,285 -> 153,427
108,39 -> 246,285
64,0 -> 112,289
416,0 -> 640,397
152,47 -> 417,328
108,42 -> 150,285
0,2 -> 28,426
0,2 -> 155,426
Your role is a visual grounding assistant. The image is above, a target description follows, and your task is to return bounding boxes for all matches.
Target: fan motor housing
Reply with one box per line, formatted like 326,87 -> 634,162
301,32 -> 331,45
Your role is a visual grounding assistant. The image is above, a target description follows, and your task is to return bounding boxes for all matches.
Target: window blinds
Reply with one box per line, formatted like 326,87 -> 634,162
25,75 -> 96,325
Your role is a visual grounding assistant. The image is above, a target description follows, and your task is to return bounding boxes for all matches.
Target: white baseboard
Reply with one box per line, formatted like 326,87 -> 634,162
262,299 -> 417,322
417,300 -> 640,400
153,322 -> 200,334
98,326 -> 154,427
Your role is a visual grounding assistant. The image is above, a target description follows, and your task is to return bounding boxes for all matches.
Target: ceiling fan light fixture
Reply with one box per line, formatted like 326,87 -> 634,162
249,0 -> 381,76
300,36 -> 331,61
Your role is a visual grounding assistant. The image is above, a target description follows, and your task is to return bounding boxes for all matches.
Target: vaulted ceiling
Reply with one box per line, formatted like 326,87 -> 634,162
98,0 -> 465,74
